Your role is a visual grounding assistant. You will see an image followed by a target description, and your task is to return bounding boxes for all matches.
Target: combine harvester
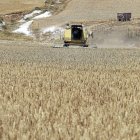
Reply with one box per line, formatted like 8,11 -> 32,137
53,23 -> 96,48
63,23 -> 88,47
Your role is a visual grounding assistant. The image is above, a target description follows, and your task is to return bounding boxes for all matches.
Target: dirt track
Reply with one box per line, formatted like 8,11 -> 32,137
33,0 -> 140,29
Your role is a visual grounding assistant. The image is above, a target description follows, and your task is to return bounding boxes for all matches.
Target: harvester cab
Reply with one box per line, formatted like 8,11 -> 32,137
63,23 -> 88,47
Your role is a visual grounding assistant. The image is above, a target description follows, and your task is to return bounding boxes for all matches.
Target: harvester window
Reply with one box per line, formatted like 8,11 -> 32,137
71,25 -> 83,40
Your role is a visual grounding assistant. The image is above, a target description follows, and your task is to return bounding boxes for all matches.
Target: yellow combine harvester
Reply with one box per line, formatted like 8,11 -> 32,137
63,23 -> 89,47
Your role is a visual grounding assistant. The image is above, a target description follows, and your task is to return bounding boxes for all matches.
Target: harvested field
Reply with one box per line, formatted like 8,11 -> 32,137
33,0 -> 140,29
0,0 -> 44,14
91,21 -> 140,48
0,45 -> 140,139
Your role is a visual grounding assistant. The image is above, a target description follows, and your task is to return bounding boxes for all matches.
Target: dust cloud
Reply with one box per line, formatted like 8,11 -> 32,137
91,24 -> 140,48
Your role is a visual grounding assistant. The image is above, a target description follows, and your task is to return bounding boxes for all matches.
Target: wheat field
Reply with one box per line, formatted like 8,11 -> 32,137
0,46 -> 140,139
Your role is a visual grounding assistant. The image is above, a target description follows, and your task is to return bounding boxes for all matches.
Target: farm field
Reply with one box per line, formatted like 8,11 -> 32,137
33,0 -> 140,29
0,0 -> 140,139
0,45 -> 140,139
0,0 -> 44,14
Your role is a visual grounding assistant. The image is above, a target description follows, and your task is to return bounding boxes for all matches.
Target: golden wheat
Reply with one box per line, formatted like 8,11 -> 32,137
0,46 -> 140,140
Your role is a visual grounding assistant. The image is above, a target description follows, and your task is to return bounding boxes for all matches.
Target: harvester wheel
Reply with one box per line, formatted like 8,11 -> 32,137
63,44 -> 69,47
83,44 -> 88,47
